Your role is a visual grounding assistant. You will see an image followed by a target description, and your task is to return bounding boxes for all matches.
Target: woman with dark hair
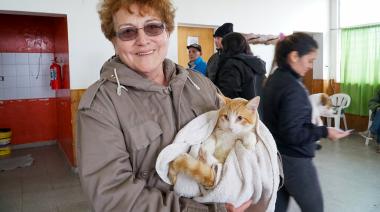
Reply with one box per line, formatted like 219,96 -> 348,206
262,32 -> 350,212
214,32 -> 266,101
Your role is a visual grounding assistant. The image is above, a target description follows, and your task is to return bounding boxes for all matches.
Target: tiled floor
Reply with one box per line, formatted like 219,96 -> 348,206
0,145 -> 90,212
288,134 -> 380,212
0,134 -> 379,212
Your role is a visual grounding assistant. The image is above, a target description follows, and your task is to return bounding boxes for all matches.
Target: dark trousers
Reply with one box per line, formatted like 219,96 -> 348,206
370,110 -> 380,144
275,155 -> 323,212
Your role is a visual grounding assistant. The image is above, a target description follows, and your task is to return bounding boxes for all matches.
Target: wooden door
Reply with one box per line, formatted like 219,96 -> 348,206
177,26 -> 215,68
303,68 -> 313,93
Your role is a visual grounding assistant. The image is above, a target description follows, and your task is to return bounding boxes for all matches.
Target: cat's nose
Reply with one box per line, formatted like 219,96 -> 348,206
230,127 -> 238,133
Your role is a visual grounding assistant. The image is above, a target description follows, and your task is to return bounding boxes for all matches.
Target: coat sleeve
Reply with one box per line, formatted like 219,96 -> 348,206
206,54 -> 219,82
252,58 -> 267,97
277,86 -> 327,146
368,90 -> 380,112
216,62 -> 243,98
77,107 -> 225,212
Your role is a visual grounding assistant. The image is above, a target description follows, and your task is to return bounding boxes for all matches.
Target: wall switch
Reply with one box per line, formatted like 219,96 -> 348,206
0,76 -> 4,81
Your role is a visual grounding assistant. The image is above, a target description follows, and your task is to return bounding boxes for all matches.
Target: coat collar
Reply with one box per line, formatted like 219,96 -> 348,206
100,56 -> 189,93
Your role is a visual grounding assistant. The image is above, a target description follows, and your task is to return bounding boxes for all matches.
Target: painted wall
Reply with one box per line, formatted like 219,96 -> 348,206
172,0 -> 330,79
0,14 -> 55,101
0,14 -> 58,145
0,0 -> 330,88
54,18 -> 75,166
0,14 -> 74,165
0,99 -> 58,145
340,0 -> 380,28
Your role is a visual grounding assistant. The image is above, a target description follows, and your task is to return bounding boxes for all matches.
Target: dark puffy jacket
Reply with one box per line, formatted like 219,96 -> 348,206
215,53 -> 266,100
369,89 -> 380,115
262,67 -> 328,158
206,51 -> 221,83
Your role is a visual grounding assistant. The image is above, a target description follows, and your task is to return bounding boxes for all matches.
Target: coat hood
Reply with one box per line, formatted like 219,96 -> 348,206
223,54 -> 266,75
99,56 -> 190,93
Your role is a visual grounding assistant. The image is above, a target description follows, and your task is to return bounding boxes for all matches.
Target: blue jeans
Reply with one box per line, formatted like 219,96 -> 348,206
370,110 -> 380,144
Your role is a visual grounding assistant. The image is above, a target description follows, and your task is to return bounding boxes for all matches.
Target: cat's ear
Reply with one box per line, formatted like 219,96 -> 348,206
217,93 -> 230,107
320,93 -> 331,107
246,96 -> 260,111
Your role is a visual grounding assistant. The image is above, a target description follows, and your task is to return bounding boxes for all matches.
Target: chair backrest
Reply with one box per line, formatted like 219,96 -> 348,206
330,93 -> 351,109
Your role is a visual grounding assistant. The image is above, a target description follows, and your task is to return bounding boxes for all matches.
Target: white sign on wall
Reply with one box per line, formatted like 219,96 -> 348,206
187,36 -> 199,46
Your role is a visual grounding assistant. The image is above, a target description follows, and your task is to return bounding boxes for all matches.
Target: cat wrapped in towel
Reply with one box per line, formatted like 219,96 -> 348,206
155,95 -> 282,211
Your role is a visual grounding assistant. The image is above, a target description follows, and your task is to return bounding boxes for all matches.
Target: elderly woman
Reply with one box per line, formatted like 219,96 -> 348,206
77,0 -> 251,211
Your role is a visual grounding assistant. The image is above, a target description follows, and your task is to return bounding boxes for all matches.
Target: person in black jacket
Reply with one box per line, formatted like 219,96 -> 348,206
262,32 -> 350,212
215,32 -> 266,108
206,22 -> 234,83
368,89 -> 380,153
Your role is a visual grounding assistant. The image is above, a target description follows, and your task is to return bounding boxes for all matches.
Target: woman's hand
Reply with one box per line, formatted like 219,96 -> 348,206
327,127 -> 351,141
225,199 -> 252,212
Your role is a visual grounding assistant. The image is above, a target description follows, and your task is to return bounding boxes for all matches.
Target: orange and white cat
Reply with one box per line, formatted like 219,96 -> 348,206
309,93 -> 334,126
168,96 -> 260,188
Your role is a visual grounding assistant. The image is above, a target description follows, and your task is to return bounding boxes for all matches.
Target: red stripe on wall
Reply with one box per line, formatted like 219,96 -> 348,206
0,99 -> 58,144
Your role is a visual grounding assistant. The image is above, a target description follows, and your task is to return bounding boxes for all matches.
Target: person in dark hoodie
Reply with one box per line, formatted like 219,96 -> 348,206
214,32 -> 266,108
262,32 -> 350,212
206,23 -> 233,83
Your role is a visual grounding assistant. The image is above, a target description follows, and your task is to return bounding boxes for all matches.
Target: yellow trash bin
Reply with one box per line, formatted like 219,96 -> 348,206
0,128 -> 11,157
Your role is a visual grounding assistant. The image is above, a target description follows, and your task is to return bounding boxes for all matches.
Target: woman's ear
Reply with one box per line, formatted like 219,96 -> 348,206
112,38 -> 118,53
288,51 -> 299,63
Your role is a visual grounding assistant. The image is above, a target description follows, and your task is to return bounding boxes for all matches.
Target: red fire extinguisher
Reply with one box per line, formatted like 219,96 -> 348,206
50,57 -> 62,90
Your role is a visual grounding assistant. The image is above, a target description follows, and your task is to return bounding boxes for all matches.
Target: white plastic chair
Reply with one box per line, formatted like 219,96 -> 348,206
321,93 -> 351,130
361,110 -> 374,145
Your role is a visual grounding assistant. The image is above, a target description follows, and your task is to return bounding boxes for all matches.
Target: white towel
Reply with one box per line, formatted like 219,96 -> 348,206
155,110 -> 281,211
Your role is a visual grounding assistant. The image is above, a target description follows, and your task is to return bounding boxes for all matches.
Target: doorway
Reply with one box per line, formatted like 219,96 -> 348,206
0,13 -> 74,166
177,25 -> 215,68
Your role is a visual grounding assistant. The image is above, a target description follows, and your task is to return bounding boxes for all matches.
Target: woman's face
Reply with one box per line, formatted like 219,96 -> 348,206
112,4 -> 169,78
289,50 -> 317,77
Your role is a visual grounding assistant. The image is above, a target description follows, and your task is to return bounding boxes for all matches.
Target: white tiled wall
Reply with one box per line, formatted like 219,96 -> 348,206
0,52 -> 56,100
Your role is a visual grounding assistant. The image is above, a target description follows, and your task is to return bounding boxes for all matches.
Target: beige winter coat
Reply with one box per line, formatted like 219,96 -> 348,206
77,56 -> 224,212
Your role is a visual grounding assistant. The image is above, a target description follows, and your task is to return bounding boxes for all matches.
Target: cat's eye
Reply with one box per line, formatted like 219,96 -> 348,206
223,114 -> 229,120
237,116 -> 243,121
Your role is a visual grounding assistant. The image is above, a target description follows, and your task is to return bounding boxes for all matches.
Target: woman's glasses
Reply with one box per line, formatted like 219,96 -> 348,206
116,22 -> 165,41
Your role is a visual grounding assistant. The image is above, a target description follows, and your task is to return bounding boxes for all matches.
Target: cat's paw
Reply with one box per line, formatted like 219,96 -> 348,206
241,134 -> 257,150
198,149 -> 218,165
198,148 -> 207,163
202,164 -> 217,189
235,139 -> 245,148
243,140 -> 256,150
168,161 -> 177,185
168,153 -> 189,184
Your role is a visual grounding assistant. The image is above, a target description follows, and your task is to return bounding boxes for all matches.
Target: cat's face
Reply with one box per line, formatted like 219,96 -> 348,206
217,96 -> 260,134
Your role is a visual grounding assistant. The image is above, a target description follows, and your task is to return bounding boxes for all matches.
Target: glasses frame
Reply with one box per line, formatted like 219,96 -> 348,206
116,22 -> 166,41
